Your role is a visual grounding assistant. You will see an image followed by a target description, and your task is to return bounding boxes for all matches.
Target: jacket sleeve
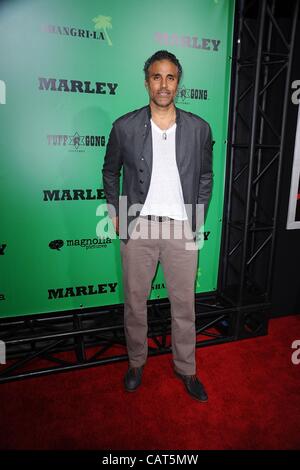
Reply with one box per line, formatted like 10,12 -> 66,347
197,124 -> 213,221
102,123 -> 123,217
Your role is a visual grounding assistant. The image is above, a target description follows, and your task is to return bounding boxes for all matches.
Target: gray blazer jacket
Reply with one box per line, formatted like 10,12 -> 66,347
102,105 -> 213,240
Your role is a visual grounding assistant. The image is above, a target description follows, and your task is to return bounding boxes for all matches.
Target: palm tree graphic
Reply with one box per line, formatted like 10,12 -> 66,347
92,15 -> 113,46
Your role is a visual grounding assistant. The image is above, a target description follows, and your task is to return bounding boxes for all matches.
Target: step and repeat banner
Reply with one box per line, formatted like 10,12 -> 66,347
0,0 -> 235,318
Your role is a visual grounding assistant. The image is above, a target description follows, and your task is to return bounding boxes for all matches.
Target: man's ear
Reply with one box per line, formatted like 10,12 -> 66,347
145,80 -> 148,89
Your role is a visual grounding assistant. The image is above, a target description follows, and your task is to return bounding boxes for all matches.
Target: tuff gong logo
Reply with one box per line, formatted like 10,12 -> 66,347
176,85 -> 208,104
47,133 -> 106,150
0,244 -> 7,255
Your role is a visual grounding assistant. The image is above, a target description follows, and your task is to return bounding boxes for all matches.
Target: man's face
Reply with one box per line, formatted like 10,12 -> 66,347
145,59 -> 179,108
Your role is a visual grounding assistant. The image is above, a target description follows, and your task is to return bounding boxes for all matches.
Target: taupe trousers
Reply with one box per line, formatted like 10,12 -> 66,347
120,216 -> 198,375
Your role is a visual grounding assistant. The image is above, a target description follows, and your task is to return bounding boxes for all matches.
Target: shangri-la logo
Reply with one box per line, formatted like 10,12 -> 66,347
92,15 -> 113,46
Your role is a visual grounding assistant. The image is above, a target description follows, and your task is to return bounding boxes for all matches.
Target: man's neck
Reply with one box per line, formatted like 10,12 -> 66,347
150,102 -> 176,121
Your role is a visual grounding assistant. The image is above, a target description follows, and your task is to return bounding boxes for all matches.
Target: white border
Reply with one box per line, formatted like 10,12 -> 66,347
286,105 -> 300,229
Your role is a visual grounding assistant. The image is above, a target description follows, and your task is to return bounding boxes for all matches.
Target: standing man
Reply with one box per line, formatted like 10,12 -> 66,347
102,50 -> 213,402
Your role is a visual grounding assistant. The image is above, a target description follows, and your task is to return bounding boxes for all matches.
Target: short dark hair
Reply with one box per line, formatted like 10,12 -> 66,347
143,50 -> 183,82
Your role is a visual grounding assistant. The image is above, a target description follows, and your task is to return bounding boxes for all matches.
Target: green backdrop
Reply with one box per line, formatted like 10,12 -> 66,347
0,0 -> 235,318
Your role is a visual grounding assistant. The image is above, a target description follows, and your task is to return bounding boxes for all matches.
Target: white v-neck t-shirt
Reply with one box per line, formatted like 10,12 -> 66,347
140,119 -> 188,220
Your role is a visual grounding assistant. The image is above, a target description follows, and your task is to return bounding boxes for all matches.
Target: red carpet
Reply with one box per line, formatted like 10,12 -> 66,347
0,315 -> 299,450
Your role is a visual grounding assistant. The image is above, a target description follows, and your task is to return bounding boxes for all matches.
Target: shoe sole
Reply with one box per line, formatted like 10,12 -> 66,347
124,379 -> 142,392
174,371 -> 208,403
124,386 -> 140,392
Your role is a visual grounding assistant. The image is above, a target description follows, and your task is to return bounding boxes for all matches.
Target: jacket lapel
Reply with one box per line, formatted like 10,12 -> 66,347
140,107 -> 152,175
175,109 -> 184,173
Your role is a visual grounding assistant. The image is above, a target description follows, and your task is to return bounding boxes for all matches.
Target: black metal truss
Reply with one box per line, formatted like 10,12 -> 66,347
219,0 -> 299,306
0,296 -> 269,383
0,0 -> 298,383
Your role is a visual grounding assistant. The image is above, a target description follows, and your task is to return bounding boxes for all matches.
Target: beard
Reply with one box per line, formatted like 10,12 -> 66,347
151,92 -> 175,108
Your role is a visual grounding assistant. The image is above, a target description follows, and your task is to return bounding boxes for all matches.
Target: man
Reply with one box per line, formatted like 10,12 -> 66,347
102,50 -> 213,402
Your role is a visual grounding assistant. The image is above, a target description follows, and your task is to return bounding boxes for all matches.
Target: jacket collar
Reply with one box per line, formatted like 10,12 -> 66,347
146,104 -> 181,124
143,104 -> 184,175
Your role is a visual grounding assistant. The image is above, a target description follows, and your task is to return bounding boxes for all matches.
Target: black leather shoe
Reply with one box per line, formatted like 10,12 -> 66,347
124,366 -> 143,392
175,371 -> 208,402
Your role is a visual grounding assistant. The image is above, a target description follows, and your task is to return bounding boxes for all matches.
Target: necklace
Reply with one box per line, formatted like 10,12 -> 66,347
152,111 -> 176,140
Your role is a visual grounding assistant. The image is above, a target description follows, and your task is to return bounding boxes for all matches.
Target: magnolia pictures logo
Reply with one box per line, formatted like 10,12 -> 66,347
47,132 -> 106,152
41,14 -> 113,46
0,80 -> 6,104
49,237 -> 112,251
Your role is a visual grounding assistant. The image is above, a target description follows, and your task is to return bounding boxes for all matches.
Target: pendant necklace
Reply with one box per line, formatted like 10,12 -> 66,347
157,111 -> 176,141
